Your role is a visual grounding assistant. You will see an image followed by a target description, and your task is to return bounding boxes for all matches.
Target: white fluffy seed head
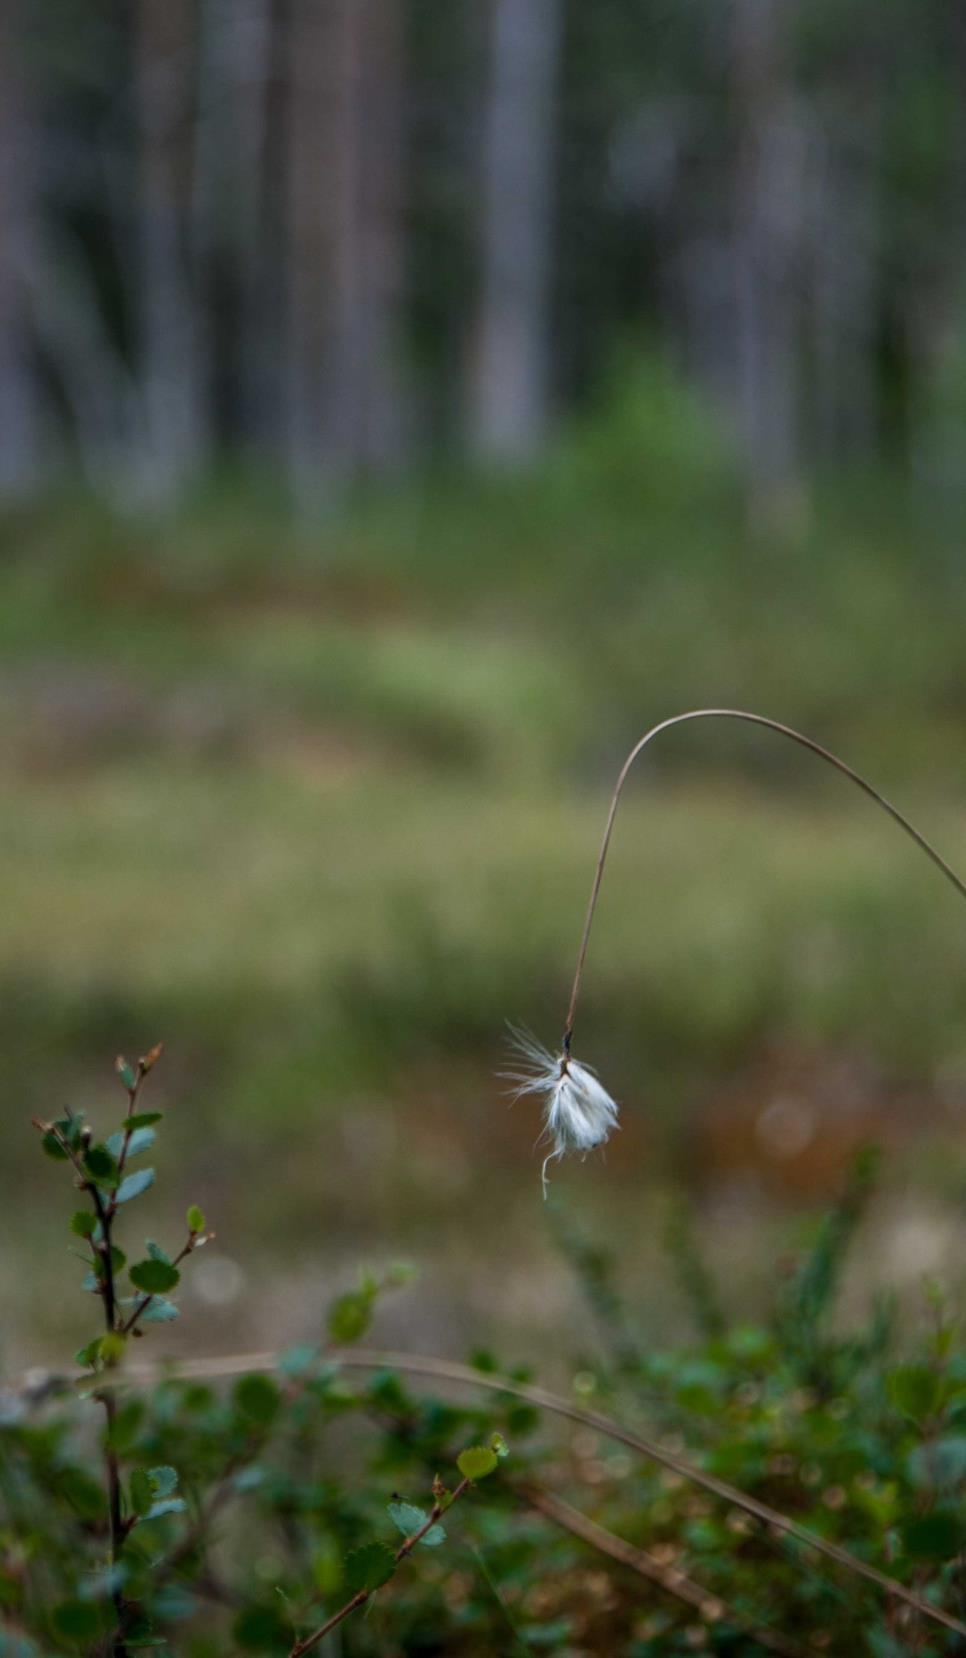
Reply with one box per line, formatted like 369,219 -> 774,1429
505,1029 -> 620,1195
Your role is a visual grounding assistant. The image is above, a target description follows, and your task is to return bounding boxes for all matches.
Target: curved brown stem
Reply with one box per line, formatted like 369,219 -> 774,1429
562,708 -> 966,1049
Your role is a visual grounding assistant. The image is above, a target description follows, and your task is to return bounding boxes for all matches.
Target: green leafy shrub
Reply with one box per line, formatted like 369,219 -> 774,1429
3,1054 -> 965,1655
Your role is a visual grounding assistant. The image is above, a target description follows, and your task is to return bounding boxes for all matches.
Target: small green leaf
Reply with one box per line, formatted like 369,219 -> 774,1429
130,1469 -> 153,1517
93,1245 -> 126,1279
278,1344 -> 318,1377
148,1465 -> 179,1498
52,1600 -> 104,1641
233,1372 -> 281,1427
70,1211 -> 96,1238
116,1057 -> 137,1091
128,1111 -> 162,1129
116,1168 -> 155,1205
130,1258 -> 180,1294
99,1331 -> 127,1366
343,1542 -> 396,1596
902,1509 -> 963,1560
491,1432 -> 509,1460
327,1289 -> 374,1344
146,1239 -> 172,1264
888,1365 -> 943,1423
907,1436 -> 966,1491
126,1126 -> 156,1158
75,1338 -> 102,1369
187,1204 -> 205,1233
140,1296 -> 179,1323
84,1144 -> 119,1186
387,1501 -> 444,1545
42,1129 -> 70,1160
457,1445 -> 499,1481
233,1606 -> 293,1649
387,1500 -> 425,1534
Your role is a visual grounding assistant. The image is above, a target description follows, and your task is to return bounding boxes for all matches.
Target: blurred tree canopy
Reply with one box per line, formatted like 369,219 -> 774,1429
2,0 -> 965,512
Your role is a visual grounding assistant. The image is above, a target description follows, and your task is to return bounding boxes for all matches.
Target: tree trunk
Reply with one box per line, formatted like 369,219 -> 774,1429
0,0 -> 42,493
468,0 -> 562,463
137,0 -> 207,502
730,0 -> 804,527
286,0 -> 404,503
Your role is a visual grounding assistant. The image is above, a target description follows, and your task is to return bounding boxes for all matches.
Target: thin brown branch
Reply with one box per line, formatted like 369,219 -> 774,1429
562,709 -> 966,1047
519,1480 -> 807,1658
287,1477 -> 473,1656
31,1117 -> 129,1654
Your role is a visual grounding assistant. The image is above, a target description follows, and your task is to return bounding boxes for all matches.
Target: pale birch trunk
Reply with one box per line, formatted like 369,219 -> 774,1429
468,0 -> 562,463
0,0 -> 41,492
287,0 -> 404,502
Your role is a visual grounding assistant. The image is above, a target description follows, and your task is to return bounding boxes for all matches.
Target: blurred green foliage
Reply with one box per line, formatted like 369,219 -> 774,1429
4,1066 -> 965,1655
3,371 -> 966,1363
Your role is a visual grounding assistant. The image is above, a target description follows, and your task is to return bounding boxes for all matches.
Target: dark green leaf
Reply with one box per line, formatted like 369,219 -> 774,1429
327,1289 -> 374,1344
233,1606 -> 293,1649
56,1466 -> 108,1520
130,1469 -> 154,1517
233,1373 -> 281,1427
52,1600 -> 104,1641
70,1210 -> 96,1238
128,1112 -> 162,1129
84,1144 -> 118,1183
902,1509 -> 963,1560
343,1542 -> 396,1596
888,1366 -> 943,1423
42,1130 -> 70,1160
130,1258 -> 180,1294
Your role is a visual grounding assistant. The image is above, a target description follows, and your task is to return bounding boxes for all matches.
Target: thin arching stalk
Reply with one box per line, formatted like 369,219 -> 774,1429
562,708 -> 966,1050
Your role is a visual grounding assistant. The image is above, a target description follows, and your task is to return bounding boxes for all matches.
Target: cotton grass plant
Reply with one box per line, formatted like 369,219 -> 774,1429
513,707 -> 966,1190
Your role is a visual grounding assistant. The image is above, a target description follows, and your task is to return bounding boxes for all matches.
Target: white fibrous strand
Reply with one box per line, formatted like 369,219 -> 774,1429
506,1029 -> 620,1194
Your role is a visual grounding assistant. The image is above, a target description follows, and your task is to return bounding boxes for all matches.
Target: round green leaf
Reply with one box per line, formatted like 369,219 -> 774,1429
84,1144 -> 118,1183
902,1509 -> 963,1560
187,1204 -> 205,1233
70,1210 -> 96,1238
888,1365 -> 944,1423
343,1542 -> 396,1596
52,1600 -> 104,1641
130,1469 -> 153,1517
42,1130 -> 70,1160
130,1258 -> 181,1294
457,1445 -> 499,1481
386,1499 -> 444,1544
233,1372 -> 281,1427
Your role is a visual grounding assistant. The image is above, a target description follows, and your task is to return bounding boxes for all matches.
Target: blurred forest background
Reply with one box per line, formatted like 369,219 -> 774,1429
4,0 -> 966,1372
